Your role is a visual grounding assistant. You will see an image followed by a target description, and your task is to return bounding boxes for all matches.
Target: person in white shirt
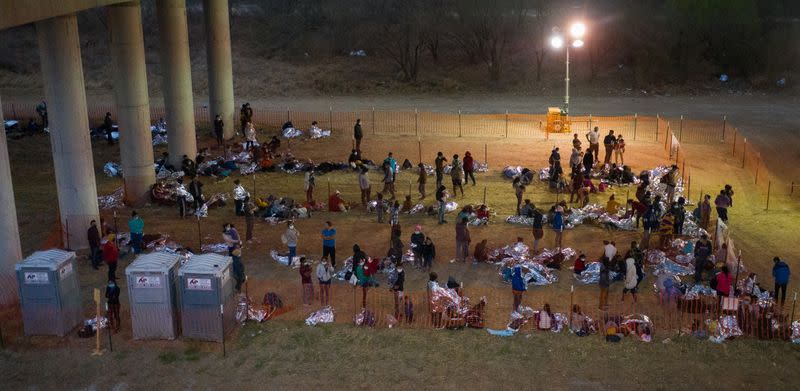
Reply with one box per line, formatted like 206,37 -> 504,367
585,127 -> 600,163
316,257 -> 334,305
245,122 -> 257,150
603,240 -> 617,260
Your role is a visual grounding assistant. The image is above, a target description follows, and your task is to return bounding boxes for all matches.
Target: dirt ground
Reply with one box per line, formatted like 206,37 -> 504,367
2,94 -> 800,390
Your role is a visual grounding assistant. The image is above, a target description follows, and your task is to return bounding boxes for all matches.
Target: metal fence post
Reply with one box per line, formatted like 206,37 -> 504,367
505,110 -> 509,138
458,109 -> 462,137
287,106 -> 290,122
414,108 -> 418,137
329,105 -> 333,131
766,181 -> 771,210
742,138 -> 747,168
655,114 -> 660,141
721,115 -> 727,142
633,113 -> 638,140
679,115 -> 683,142
372,106 -> 376,135
588,114 -> 593,131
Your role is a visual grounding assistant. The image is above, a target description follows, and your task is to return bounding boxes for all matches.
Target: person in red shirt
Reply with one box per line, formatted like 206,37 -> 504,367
715,265 -> 732,298
299,257 -> 313,306
102,232 -> 119,281
328,190 -> 349,212
463,151 -> 476,186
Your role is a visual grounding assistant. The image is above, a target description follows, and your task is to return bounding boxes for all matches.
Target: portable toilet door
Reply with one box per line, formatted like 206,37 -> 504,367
126,252 -> 182,340
15,249 -> 81,336
179,253 -> 236,342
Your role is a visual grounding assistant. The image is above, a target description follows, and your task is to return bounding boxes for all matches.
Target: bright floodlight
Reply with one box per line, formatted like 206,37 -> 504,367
570,22 -> 586,38
572,39 -> 584,48
550,36 -> 564,48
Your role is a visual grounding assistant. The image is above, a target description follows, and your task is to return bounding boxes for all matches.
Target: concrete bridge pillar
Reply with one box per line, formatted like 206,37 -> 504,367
0,95 -> 22,307
156,0 -> 197,167
108,1 -> 156,206
36,14 -> 100,250
203,0 -> 235,139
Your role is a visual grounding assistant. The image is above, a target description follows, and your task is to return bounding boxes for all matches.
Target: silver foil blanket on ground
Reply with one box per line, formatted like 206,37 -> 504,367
792,321 -> 800,343
711,315 -> 743,342
505,215 -> 548,226
306,306 -> 335,326
103,162 -> 122,177
235,295 -> 267,323
201,242 -> 228,254
648,250 -> 695,277
271,249 -> 302,267
98,187 -> 125,210
574,262 -> 620,284
309,127 -> 332,139
429,282 -> 471,317
282,127 -> 303,138
620,313 -> 653,341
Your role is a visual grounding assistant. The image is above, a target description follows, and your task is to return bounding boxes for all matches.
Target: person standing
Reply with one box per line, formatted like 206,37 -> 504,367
622,258 -> 638,303
103,233 -> 119,281
87,220 -> 101,270
128,211 -> 144,254
317,257 -> 333,305
422,236 -> 436,271
233,179 -> 249,216
552,206 -> 564,249
283,221 -> 299,264
773,257 -> 791,306
614,135 -> 625,165
304,169 -> 316,204
531,207 -> 544,253
598,256 -> 610,311
353,119 -> 363,152
175,178 -> 191,218
582,149 -> 594,176
450,154 -> 464,197
569,146 -> 582,171
714,265 -> 732,300
434,152 -> 447,188
714,189 -> 732,223
463,151 -> 476,186
664,165 -> 679,202
436,185 -> 448,224
390,200 -> 400,227
376,193 -> 386,223
105,279 -> 121,332
299,257 -> 313,306
602,129 -> 616,165
245,122 -> 257,150
513,177 -> 525,215
384,152 -> 398,182
244,199 -> 256,243
511,265 -> 526,311
694,234 -> 713,283
381,162 -> 395,200
358,166 -> 371,205
104,112 -> 114,145
36,100 -> 48,128
321,221 -> 337,267
410,225 -> 425,268
417,163 -> 427,199
455,217 -> 471,262
214,114 -> 224,147
672,197 -> 686,235
392,263 -> 405,319
699,194 -> 711,230
585,126 -> 600,164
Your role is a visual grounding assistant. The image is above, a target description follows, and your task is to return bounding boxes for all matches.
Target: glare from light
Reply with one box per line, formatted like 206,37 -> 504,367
550,36 -> 564,49
572,39 -> 584,48
570,22 -> 586,38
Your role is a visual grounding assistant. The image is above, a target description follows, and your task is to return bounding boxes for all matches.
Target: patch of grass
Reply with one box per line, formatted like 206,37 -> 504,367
183,347 -> 201,362
157,351 -> 178,364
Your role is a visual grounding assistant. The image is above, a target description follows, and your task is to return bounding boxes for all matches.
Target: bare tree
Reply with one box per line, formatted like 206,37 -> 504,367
372,0 -> 427,81
452,0 -> 529,81
531,0 -> 553,82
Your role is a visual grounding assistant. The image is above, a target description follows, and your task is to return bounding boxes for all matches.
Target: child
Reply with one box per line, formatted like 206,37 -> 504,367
422,236 -> 436,270
376,193 -> 386,223
390,200 -> 400,226
401,195 -> 413,213
538,303 -> 554,330
299,257 -> 313,306
417,163 -> 427,200
403,295 -> 414,323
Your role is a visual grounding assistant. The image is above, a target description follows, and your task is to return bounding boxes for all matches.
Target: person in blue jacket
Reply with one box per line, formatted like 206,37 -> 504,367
511,265 -> 526,311
773,257 -> 791,305
552,205 -> 564,249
